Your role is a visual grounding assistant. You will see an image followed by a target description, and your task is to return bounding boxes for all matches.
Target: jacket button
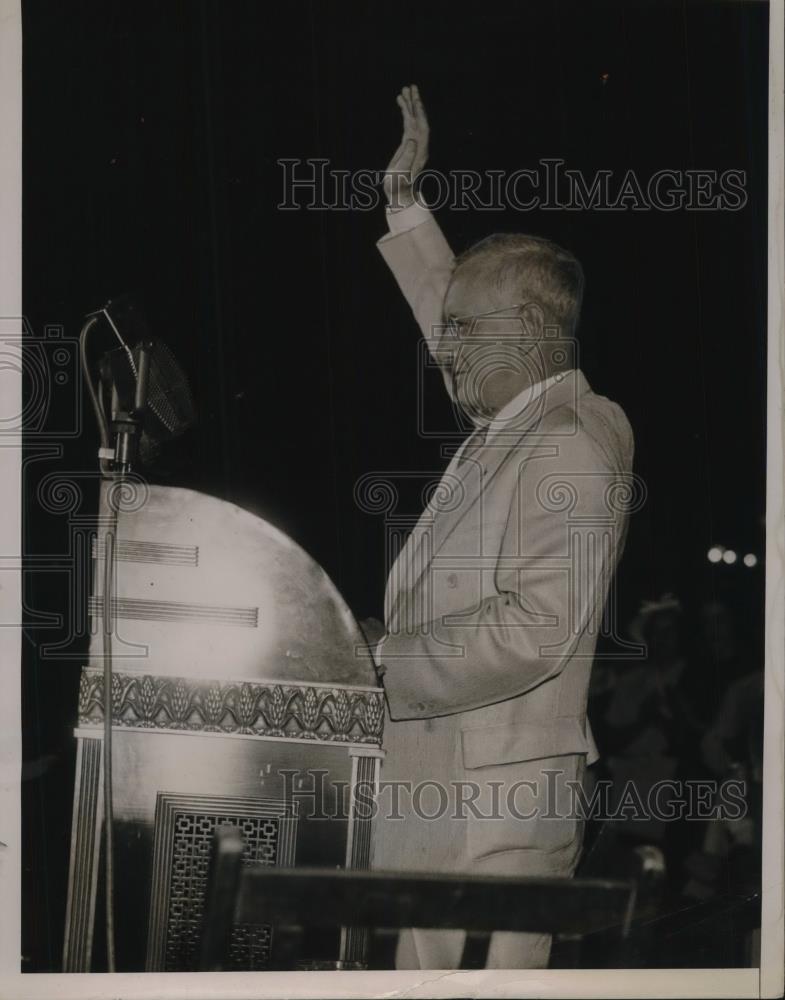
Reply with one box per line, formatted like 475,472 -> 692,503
447,573 -> 458,589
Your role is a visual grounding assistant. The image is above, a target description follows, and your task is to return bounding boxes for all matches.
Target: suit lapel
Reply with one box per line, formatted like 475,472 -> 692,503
384,448 -> 470,627
385,370 -> 592,629
431,370 -> 591,560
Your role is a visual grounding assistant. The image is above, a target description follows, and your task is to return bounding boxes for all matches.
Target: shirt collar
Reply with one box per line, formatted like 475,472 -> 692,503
476,369 -> 575,440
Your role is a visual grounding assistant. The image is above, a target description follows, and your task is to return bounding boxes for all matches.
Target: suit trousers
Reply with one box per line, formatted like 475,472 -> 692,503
394,818 -> 585,970
373,710 -> 588,970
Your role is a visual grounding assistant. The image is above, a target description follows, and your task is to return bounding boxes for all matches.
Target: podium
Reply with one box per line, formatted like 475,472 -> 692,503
62,484 -> 384,971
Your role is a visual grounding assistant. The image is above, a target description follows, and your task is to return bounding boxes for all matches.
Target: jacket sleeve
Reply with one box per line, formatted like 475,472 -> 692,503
377,212 -> 457,400
379,434 -> 626,720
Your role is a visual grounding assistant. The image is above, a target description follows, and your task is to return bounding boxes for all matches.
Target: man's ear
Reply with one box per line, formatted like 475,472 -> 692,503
519,302 -> 546,340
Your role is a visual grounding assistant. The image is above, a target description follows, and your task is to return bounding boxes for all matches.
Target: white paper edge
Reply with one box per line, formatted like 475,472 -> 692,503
0,0 -> 23,979
759,0 -> 785,996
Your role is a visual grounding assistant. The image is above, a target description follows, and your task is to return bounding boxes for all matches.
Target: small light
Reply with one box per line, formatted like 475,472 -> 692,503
722,549 -> 737,564
707,547 -> 723,563
743,553 -> 758,567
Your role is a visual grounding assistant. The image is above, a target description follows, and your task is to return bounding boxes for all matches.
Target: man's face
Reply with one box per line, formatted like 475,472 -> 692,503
441,265 -> 543,420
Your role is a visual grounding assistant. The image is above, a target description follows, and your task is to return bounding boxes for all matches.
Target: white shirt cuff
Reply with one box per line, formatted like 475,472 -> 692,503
385,201 -> 432,235
373,636 -> 387,676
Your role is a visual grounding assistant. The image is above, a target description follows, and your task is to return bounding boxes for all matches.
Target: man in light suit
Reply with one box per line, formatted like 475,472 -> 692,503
365,86 -> 635,970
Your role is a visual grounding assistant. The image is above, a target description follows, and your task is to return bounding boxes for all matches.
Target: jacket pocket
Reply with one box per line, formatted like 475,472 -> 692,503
462,750 -> 588,860
461,717 -> 591,770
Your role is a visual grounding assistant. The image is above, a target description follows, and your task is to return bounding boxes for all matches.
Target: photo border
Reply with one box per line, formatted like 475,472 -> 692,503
0,0 -> 781,996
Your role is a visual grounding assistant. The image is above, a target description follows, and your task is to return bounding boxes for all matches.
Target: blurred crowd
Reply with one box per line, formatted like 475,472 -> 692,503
580,594 -> 763,966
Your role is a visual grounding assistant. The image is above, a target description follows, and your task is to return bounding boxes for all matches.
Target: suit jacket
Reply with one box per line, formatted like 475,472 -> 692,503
373,213 -> 635,874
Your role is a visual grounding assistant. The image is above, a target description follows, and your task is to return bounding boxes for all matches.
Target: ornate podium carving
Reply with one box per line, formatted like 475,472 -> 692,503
62,485 -> 384,971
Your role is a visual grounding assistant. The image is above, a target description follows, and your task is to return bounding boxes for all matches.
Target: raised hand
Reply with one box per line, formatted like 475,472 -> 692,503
383,84 -> 430,210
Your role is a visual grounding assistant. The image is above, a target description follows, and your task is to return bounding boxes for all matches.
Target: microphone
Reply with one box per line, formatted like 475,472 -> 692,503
107,338 -> 151,474
91,295 -> 197,473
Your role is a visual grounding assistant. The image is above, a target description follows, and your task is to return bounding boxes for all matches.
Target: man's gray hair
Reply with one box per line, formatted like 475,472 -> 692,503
454,233 -> 585,336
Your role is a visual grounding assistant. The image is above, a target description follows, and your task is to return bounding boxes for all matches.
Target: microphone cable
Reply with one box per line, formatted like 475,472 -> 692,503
79,315 -> 117,971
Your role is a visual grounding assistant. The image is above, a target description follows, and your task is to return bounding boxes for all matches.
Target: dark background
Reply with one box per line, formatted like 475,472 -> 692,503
21,0 -> 768,972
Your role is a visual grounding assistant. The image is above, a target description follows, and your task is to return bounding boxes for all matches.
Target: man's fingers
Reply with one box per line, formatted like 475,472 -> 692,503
396,92 -> 412,121
412,84 -> 429,130
399,85 -> 428,145
405,86 -> 424,130
398,91 -> 415,133
396,93 -> 409,131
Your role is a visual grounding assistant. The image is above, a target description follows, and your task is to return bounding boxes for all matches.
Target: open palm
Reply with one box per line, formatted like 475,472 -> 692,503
383,84 -> 430,209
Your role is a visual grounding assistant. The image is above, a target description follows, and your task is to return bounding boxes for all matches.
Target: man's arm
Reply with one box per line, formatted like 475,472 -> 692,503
377,85 -> 457,401
379,433 -> 626,719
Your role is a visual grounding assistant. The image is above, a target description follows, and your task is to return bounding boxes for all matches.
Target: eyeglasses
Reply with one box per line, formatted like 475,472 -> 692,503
444,303 -> 526,339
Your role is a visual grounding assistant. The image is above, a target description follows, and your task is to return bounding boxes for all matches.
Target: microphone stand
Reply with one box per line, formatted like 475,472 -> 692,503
81,320 -> 152,971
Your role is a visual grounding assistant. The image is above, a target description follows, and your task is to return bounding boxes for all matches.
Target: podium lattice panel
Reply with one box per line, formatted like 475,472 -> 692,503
165,812 -> 277,970
147,794 -> 297,971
